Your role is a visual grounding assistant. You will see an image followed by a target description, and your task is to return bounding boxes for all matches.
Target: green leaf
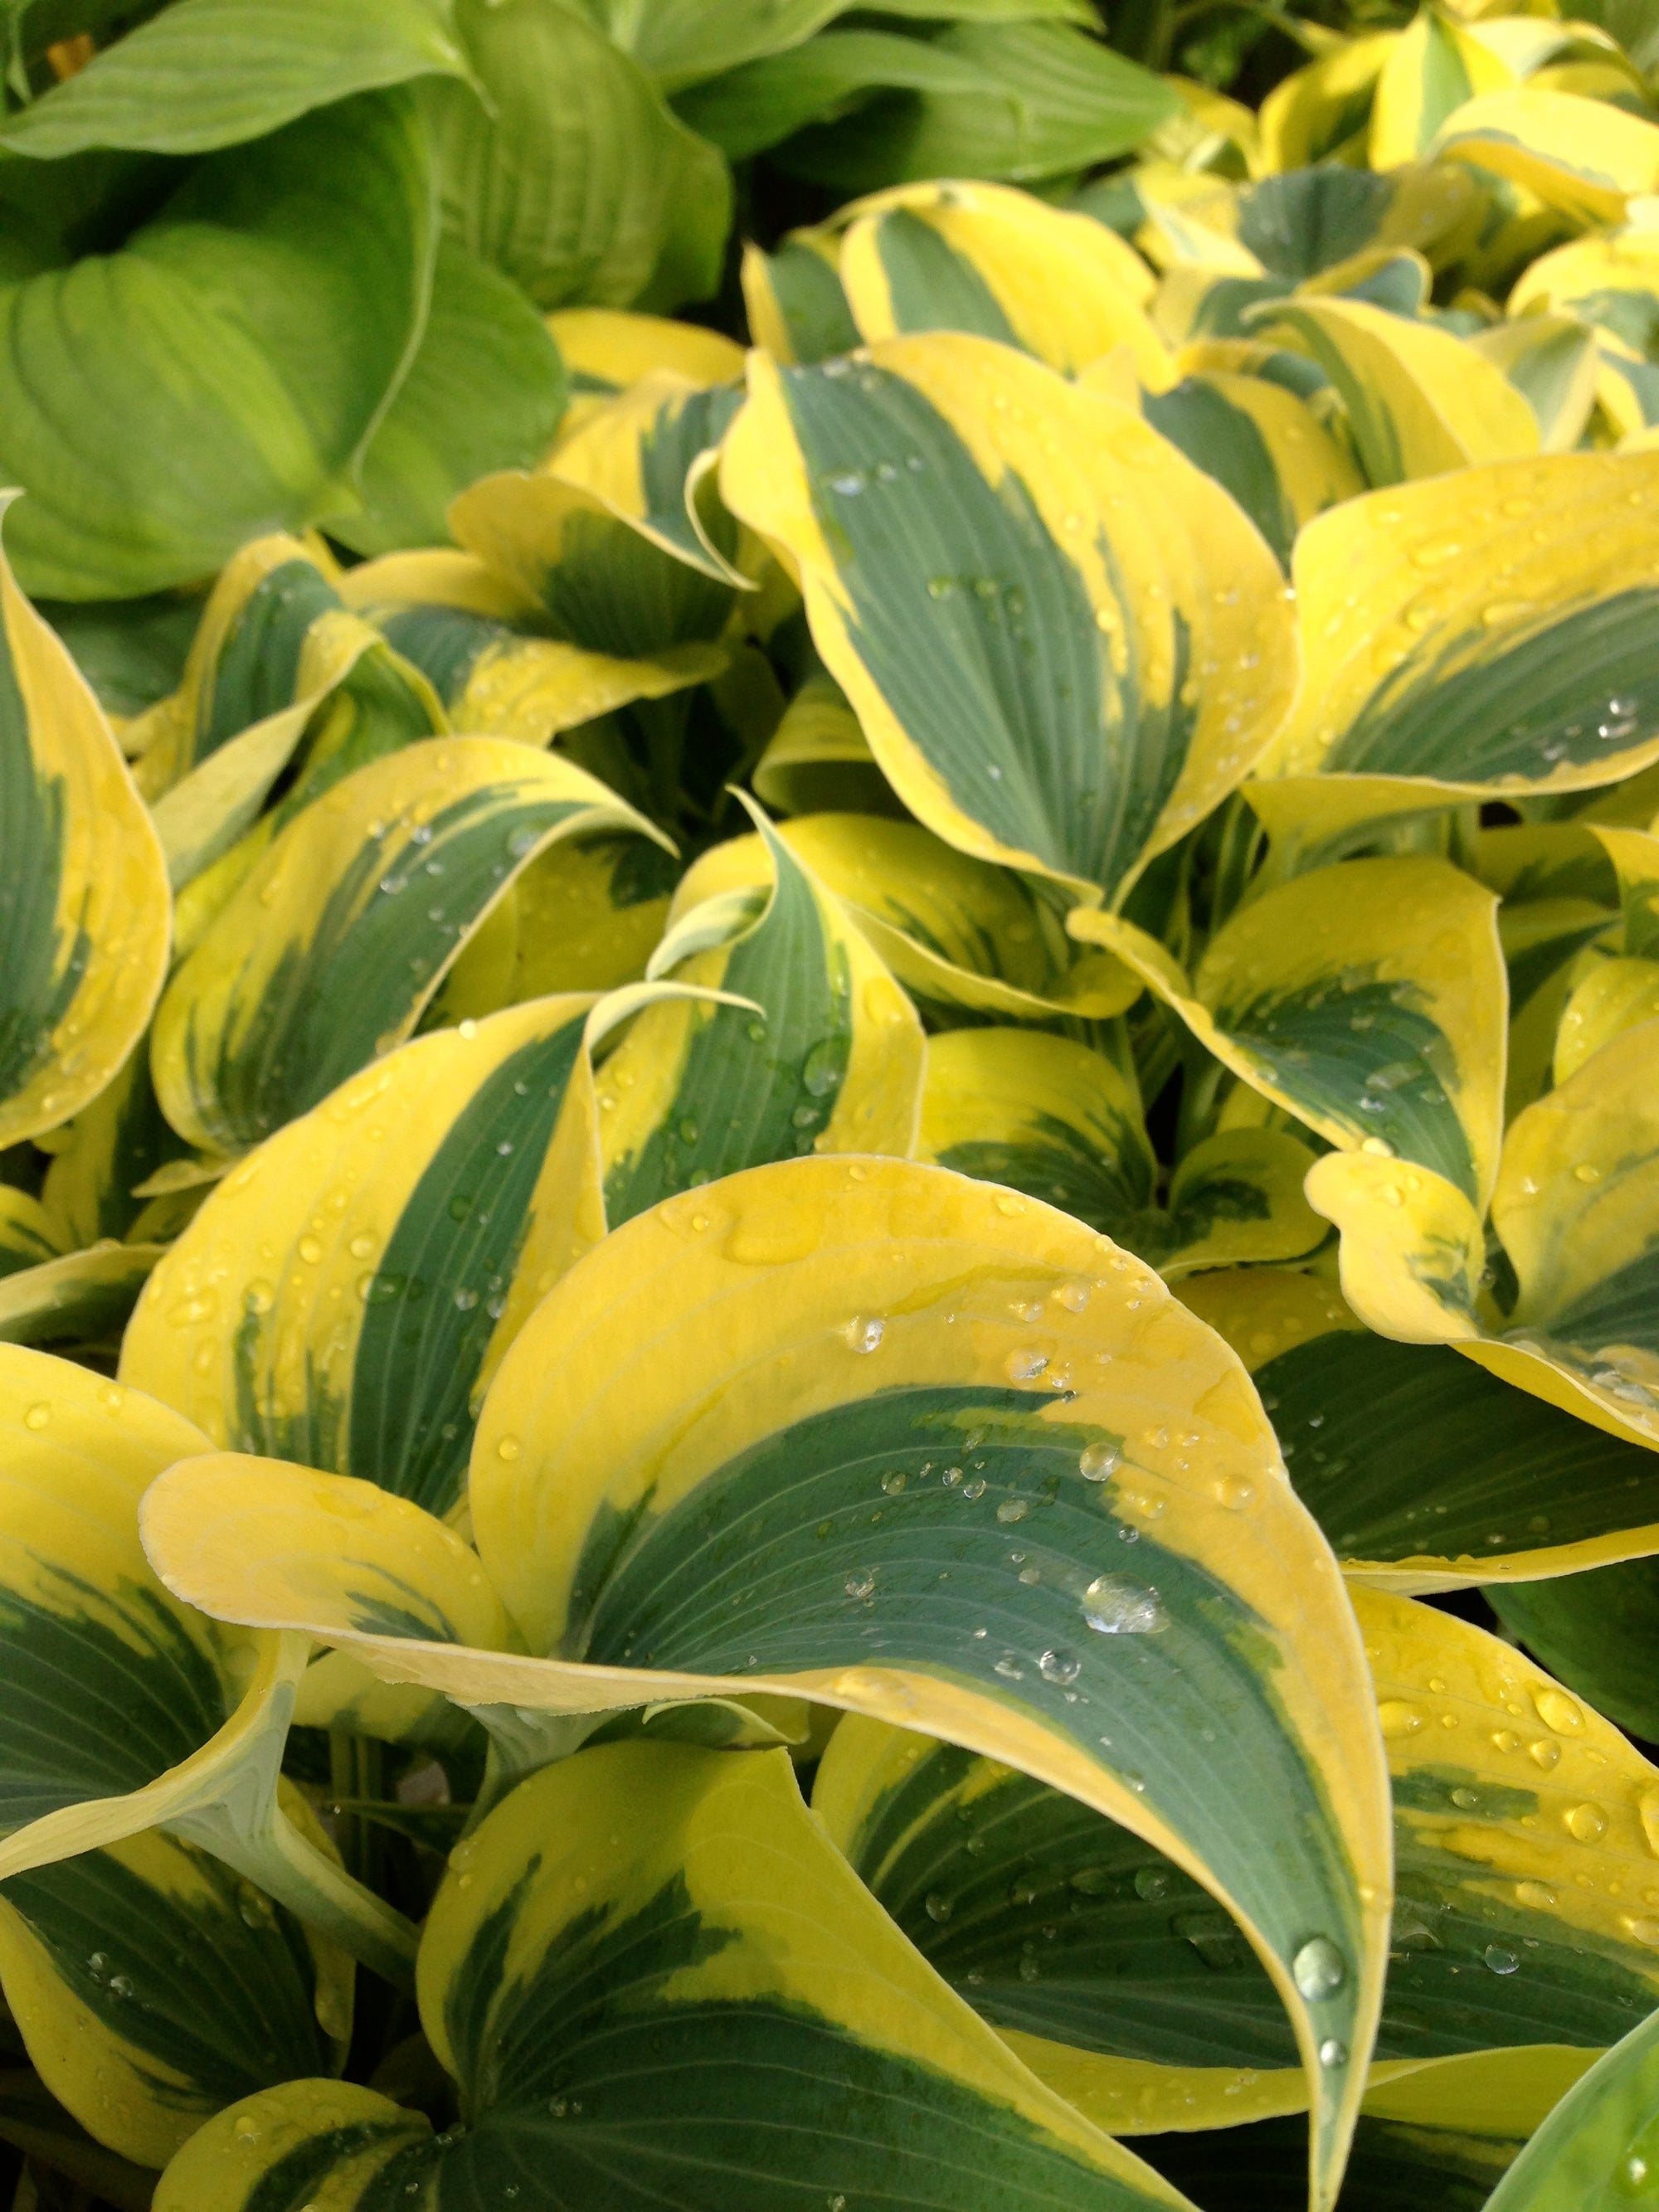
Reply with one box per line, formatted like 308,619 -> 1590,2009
1492,1563 -> 1659,1743
1480,1952 -> 1659,2208
673,27 -> 1001,162
0,1344 -> 416,1989
0,2065 -> 158,2212
332,236 -> 569,559
124,994 -> 600,1519
600,0 -> 850,92
720,336 -> 1297,911
1184,1269 -> 1659,1588
0,511 -> 170,1151
143,1155 -> 1395,2211
0,89 -> 435,600
0,1806 -> 351,2167
426,0 -> 732,312
0,0 -> 469,158
149,736 -> 664,1156
40,591 -> 201,721
153,1744 -> 1199,2212
775,22 -> 1180,191
593,805 -> 924,1225
815,1699 -> 1646,2133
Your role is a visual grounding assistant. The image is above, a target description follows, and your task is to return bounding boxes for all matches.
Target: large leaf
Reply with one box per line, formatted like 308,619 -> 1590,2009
1139,369 -> 1363,573
720,333 -> 1297,909
0,89 -> 435,599
814,1669 -> 1657,2133
450,469 -> 737,659
917,1028 -> 1324,1277
547,367 -> 747,582
149,735 -> 663,1156
1077,856 -> 1506,1210
425,0 -> 732,313
688,811 -> 1141,1024
1434,87 -> 1659,224
142,1155 -> 1393,2210
592,807 -> 924,1225
1360,1587 -> 1659,2089
837,182 -> 1169,379
1249,294 -> 1539,488
1183,1269 -> 1659,1590
1249,453 -> 1659,867
153,1743 -> 1199,2212
123,994 -> 601,1522
0,1345 -> 414,1986
772,21 -> 1180,192
1308,1021 -> 1659,1451
1481,2002 -> 1659,2210
1493,1559 -> 1659,1745
0,1801 -> 350,2166
0,512 -> 169,1150
0,0 -> 469,156
332,236 -> 568,558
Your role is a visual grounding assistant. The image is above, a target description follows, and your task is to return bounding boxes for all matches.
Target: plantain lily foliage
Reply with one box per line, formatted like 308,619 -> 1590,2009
11,0 -> 1659,2205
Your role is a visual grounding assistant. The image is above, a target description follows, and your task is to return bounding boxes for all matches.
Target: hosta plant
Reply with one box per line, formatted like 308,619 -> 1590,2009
9,3 -> 1659,2204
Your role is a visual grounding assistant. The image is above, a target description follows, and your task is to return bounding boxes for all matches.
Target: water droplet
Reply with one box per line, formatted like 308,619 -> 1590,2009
1535,1688 -> 1584,1734
1082,1575 -> 1169,1636
1318,2038 -> 1347,2069
802,1037 -> 846,1098
1292,1937 -> 1345,2001
297,1235 -> 324,1265
1039,1648 -> 1080,1685
1517,1880 -> 1557,1909
233,2114 -> 260,2144
1212,1475 -> 1255,1511
961,1477 -> 986,1500
22,1402 -> 50,1431
881,1470 -> 907,1497
496,1435 -> 522,1462
1006,1349 -> 1048,1381
1566,1802 -> 1608,1843
993,1653 -> 1024,1680
844,1571 -> 876,1600
1484,1944 -> 1520,1976
1530,1739 -> 1561,1771
1623,1917 -> 1659,1948
996,1498 -> 1030,1525
847,1317 -> 884,1354
1574,1162 -> 1603,1184
1078,1441 -> 1121,1482
925,1892 -> 952,1923
1378,1700 -> 1423,1738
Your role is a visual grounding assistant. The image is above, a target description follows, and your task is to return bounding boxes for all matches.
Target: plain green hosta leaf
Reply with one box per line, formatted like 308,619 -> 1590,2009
426,0 -> 732,313
1482,2005 -> 1659,2211
0,0 -> 469,158
333,236 -> 568,558
598,0 -> 849,91
0,90 -> 434,600
601,0 -> 1095,92
773,21 -> 1180,191
674,28 -> 1011,161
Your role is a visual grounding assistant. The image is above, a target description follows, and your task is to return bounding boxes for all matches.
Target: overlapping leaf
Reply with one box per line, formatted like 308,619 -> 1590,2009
149,735 -> 664,1157
142,1155 -> 1392,2209
153,1743 -> 1201,2212
721,332 -> 1298,911
0,509 -> 169,1152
